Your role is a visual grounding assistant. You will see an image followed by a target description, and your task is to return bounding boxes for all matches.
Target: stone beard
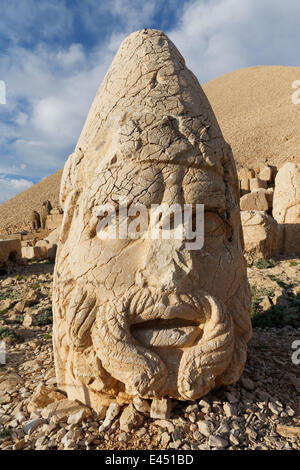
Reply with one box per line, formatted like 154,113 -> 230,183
52,29 -> 252,410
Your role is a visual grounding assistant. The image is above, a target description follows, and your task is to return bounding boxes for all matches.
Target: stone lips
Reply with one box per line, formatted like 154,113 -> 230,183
53,29 -> 252,409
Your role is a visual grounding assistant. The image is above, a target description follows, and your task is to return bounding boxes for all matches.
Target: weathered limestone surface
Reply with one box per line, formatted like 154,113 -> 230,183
259,166 -> 273,182
53,29 -> 252,410
0,239 -> 21,267
241,210 -> 278,261
21,246 -> 45,260
273,163 -> 300,255
46,214 -> 63,231
240,190 -> 269,211
36,228 -> 59,261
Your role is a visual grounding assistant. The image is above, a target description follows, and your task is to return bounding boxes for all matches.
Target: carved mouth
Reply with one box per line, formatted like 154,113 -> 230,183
131,318 -> 203,348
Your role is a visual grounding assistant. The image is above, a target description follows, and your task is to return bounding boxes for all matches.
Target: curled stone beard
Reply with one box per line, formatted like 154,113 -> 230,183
89,284 -> 251,401
53,277 -> 252,403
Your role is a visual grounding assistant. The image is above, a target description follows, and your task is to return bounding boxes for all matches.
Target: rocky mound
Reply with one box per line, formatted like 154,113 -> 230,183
0,170 -> 62,235
203,66 -> 300,170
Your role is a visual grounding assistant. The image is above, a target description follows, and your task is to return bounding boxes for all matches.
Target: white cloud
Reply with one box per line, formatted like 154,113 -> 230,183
0,0 -> 72,45
1,42 -> 115,179
0,176 -> 33,204
169,0 -> 300,83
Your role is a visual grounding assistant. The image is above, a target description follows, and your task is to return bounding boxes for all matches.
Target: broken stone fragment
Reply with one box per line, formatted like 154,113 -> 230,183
240,190 -> 269,211
41,398 -> 90,422
67,407 -> 92,425
119,404 -> 144,432
150,398 -> 173,419
23,418 -> 47,436
99,402 -> 120,432
273,162 -> 300,255
133,397 -> 150,415
259,165 -> 273,182
241,210 -> 278,261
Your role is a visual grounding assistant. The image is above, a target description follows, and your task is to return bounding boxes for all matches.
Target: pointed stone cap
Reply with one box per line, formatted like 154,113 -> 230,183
76,29 -> 223,162
61,29 -> 238,210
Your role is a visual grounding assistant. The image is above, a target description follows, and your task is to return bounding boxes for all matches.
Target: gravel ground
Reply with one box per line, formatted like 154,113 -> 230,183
0,258 -> 299,451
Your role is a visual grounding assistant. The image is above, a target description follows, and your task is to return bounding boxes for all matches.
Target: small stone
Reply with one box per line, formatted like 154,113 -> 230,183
197,420 -> 212,437
119,404 -> 144,432
0,298 -> 11,311
117,432 -> 130,443
185,403 -> 199,413
27,384 -> 66,413
136,427 -> 147,438
199,398 -> 210,408
169,439 -> 181,449
216,422 -> 230,435
153,419 -> 174,434
99,402 -> 120,432
285,405 -> 295,417
41,398 -> 90,422
61,429 -> 82,447
133,397 -> 150,415
198,444 -> 210,450
150,398 -> 172,419
24,418 -> 47,435
276,424 -> 300,438
0,394 -> 11,405
229,433 -> 240,446
16,411 -> 26,424
259,166 -> 273,182
160,431 -> 170,448
85,435 -> 95,446
0,374 -> 22,393
223,403 -> 237,418
172,428 -> 183,441
95,405 -> 107,420
67,407 -> 91,425
208,435 -> 229,449
193,430 -> 202,441
268,402 -> 283,415
249,177 -> 267,191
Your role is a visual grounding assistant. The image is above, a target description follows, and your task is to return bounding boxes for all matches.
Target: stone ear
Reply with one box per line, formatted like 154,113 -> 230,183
59,189 -> 80,244
60,149 -> 84,211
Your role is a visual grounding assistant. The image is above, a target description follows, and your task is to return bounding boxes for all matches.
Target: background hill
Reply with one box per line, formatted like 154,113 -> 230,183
203,65 -> 300,169
0,170 -> 62,234
0,65 -> 299,234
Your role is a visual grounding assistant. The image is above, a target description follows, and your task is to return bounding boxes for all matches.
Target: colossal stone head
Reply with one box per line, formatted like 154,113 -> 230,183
53,30 -> 252,410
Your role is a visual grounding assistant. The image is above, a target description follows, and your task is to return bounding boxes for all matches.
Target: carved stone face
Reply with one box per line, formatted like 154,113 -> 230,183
53,30 -> 252,409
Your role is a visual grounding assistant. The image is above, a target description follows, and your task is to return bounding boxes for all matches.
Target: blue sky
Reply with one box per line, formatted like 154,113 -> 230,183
0,0 -> 299,203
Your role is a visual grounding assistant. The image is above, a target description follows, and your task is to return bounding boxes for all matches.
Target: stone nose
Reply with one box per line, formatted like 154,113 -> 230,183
137,237 -> 194,290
